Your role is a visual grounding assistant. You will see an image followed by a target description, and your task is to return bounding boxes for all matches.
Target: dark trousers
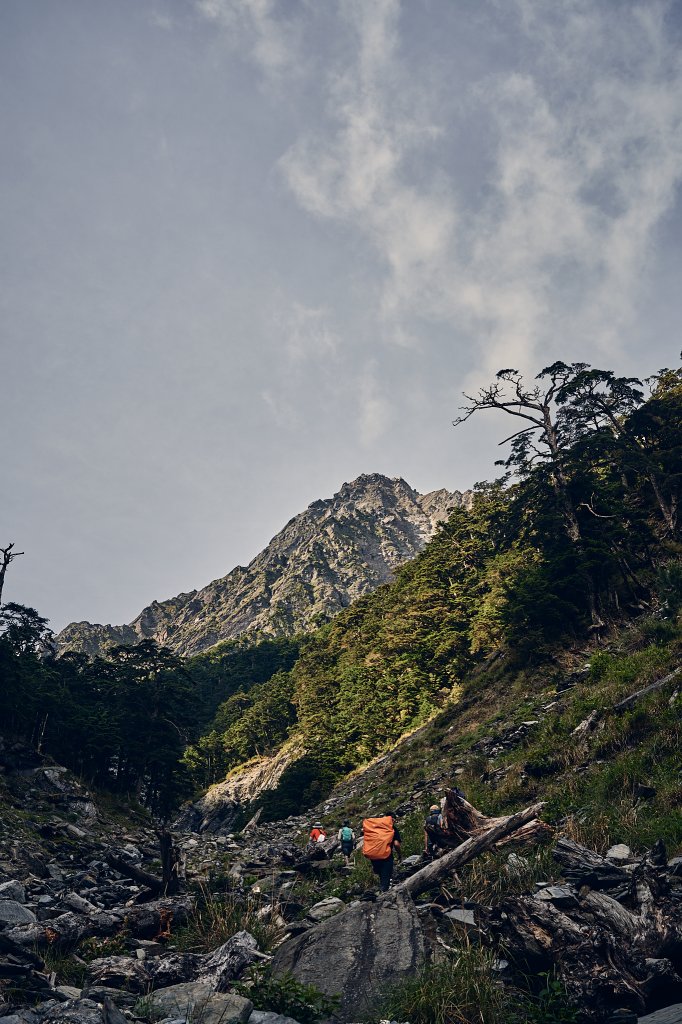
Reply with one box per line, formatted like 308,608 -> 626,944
371,855 -> 394,891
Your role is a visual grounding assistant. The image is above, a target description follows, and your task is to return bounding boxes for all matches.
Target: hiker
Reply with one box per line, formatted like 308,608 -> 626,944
309,822 -> 326,844
362,812 -> 401,892
424,803 -> 443,859
337,820 -> 356,865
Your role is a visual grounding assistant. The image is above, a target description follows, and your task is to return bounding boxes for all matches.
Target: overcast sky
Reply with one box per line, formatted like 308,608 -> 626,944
2,0 -> 682,632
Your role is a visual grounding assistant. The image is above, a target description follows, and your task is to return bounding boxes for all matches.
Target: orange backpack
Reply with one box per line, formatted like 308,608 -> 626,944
362,816 -> 394,860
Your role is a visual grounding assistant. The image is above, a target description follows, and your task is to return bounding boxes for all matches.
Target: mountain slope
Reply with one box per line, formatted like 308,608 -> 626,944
56,473 -> 469,658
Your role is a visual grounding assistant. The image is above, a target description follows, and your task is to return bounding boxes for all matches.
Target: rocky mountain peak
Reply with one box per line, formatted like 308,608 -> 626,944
56,473 -> 470,659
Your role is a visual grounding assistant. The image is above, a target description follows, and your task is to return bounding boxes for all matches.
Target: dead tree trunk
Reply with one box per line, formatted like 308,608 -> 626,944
158,827 -> 181,895
397,801 -> 545,898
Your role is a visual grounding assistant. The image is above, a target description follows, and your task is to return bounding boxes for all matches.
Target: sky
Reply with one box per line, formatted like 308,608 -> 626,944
2,0 -> 682,633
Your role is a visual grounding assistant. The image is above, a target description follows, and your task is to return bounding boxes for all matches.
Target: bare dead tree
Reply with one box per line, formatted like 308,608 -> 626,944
0,542 -> 24,606
453,364 -> 603,623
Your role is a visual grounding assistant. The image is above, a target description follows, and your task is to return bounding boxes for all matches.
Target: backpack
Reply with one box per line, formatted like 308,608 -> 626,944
362,817 -> 394,860
426,811 -> 440,829
341,826 -> 353,843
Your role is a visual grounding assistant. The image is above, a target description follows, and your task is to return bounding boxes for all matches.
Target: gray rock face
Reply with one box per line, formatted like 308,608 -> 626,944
149,982 -> 253,1024
271,890 -> 425,1022
0,899 -> 37,925
57,474 -> 469,658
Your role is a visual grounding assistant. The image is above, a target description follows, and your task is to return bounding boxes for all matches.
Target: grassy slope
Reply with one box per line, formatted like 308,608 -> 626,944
317,612 -> 682,859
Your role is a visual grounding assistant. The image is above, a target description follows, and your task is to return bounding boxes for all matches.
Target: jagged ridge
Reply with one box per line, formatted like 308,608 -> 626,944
57,473 -> 469,658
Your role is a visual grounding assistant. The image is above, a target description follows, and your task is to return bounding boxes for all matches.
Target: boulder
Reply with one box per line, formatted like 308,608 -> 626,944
271,890 -> 425,1022
306,898 -> 344,923
0,900 -> 37,926
606,844 -> 633,863
0,880 -> 27,902
148,982 -> 252,1024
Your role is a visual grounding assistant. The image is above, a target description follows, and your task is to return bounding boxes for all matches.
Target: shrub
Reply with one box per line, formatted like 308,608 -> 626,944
234,968 -> 339,1024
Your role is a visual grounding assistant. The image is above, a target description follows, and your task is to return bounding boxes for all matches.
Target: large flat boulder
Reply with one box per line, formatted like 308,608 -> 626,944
271,891 -> 425,1022
149,982 -> 252,1024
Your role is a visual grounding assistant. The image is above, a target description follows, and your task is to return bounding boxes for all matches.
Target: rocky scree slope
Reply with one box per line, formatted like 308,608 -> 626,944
57,474 -> 467,658
3,694 -> 682,1024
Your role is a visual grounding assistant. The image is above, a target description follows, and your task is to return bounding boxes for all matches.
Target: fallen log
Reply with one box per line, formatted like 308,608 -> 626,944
427,789 -> 553,850
397,801 -> 545,898
5,895 -> 194,948
492,837 -> 682,1021
106,853 -> 166,893
613,666 -> 681,712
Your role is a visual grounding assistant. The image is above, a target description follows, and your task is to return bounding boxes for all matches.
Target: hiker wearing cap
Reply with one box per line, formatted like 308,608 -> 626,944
424,803 -> 443,859
337,820 -> 356,865
309,822 -> 326,844
362,812 -> 401,891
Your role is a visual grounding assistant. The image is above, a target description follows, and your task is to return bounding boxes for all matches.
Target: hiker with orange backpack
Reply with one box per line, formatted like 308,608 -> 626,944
362,812 -> 401,891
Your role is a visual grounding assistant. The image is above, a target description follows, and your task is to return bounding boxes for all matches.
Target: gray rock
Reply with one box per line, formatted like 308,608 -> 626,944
248,1014 -> 302,1024
81,987 -> 137,1008
606,844 -> 633,863
149,982 -> 252,1024
444,908 -> 477,927
39,998 -> 104,1024
534,885 -> 580,909
56,987 -> 83,1000
638,1006 -> 682,1023
272,890 -> 424,1022
0,899 -> 37,925
306,897 -> 344,923
400,855 -> 422,869
0,879 -> 27,902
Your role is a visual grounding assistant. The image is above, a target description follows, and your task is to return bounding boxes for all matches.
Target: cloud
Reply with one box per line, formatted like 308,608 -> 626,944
278,301 -> 339,364
279,0 -> 682,376
198,0 -> 682,381
197,0 -> 298,78
357,360 -> 392,446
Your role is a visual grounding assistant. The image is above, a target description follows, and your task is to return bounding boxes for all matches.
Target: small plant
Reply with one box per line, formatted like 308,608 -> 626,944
38,945 -> 86,988
78,929 -> 130,961
235,968 -> 340,1024
509,971 -> 578,1024
133,993 -> 165,1023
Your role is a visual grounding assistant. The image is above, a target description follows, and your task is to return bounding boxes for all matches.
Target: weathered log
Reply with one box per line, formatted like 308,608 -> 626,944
491,836 -> 682,1021
5,896 -> 193,948
613,666 -> 681,712
397,801 -> 545,898
106,853 -> 166,893
553,836 -> 631,891
426,790 -> 553,852
105,851 -> 166,892
84,931 -> 262,996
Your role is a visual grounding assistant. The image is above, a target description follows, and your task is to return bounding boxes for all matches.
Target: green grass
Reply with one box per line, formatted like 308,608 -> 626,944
362,942 -> 506,1024
171,883 -> 282,953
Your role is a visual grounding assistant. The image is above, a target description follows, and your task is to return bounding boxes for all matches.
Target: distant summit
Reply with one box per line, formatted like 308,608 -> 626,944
56,474 -> 471,658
